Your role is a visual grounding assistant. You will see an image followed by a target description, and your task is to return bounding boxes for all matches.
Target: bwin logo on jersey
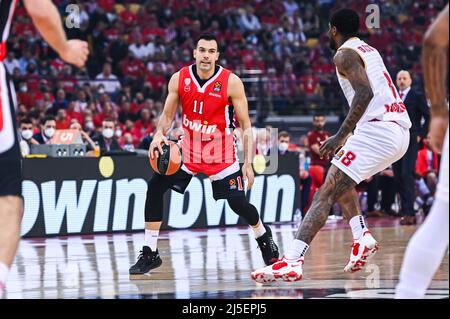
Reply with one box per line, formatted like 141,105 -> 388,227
183,114 -> 217,134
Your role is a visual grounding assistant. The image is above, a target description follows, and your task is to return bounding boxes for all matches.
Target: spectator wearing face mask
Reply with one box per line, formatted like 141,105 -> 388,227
276,131 -> 293,155
33,115 -> 56,144
18,118 -> 39,156
83,116 -> 96,137
114,125 -> 123,140
92,119 -> 122,154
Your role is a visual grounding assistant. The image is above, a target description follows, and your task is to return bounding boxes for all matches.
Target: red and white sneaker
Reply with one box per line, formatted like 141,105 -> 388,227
344,230 -> 379,273
251,256 -> 304,283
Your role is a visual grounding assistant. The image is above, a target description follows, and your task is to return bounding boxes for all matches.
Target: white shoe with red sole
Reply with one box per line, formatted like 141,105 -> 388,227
251,256 -> 304,283
344,230 -> 379,273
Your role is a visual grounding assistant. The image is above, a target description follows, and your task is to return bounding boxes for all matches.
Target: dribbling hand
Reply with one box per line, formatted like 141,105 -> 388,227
149,132 -> 169,160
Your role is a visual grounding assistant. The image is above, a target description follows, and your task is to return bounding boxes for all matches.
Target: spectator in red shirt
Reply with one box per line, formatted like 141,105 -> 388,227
123,119 -> 140,146
299,68 -> 321,97
130,92 -> 145,114
133,108 -> 155,140
415,134 -> 440,216
66,101 -> 84,126
120,53 -> 146,80
307,114 -> 331,188
93,101 -> 113,128
146,63 -> 167,92
16,82 -> 34,109
120,4 -> 138,28
312,56 -> 334,82
416,135 -> 440,179
143,18 -> 166,40
97,0 -> 115,12
24,62 -> 40,93
55,109 -> 71,130
57,65 -> 77,95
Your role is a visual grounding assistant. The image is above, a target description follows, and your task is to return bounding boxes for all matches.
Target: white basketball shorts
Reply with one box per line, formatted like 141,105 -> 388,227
331,120 -> 410,184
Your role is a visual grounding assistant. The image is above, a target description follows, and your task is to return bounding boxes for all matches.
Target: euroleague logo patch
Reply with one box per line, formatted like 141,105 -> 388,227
184,78 -> 191,92
229,178 -> 237,190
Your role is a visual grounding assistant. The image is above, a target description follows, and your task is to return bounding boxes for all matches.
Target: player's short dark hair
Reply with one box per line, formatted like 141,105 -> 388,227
102,118 -> 115,125
313,114 -> 326,120
20,117 -> 33,125
330,9 -> 360,37
196,33 -> 220,52
278,131 -> 290,139
42,115 -> 56,125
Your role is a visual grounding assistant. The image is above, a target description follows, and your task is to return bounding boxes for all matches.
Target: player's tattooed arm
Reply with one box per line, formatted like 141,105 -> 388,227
319,49 -> 373,159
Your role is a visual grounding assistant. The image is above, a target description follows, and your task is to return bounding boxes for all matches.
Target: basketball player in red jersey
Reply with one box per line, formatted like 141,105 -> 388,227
129,34 -> 279,276
0,0 -> 88,298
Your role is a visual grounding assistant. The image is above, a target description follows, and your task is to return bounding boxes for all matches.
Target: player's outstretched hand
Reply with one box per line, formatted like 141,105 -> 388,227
59,40 -> 89,68
319,134 -> 343,159
149,132 -> 169,160
429,114 -> 448,153
242,162 -> 254,190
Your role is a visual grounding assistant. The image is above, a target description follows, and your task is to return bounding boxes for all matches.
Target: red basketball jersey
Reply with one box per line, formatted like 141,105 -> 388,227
178,64 -> 237,176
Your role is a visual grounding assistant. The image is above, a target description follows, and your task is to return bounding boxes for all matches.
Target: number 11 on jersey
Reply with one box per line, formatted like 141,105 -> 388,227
193,100 -> 204,114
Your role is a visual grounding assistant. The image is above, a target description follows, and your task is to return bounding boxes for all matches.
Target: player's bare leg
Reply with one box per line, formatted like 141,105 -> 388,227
0,196 -> 23,298
337,188 -> 379,272
251,165 -> 378,282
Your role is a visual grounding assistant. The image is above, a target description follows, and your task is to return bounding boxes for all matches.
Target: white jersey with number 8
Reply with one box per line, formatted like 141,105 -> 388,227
331,37 -> 411,184
336,37 -> 412,129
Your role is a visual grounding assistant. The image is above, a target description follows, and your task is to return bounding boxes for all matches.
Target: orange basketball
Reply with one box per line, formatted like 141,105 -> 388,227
149,141 -> 183,175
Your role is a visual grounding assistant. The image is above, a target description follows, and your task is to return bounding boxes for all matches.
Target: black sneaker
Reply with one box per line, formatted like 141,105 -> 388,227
129,246 -> 162,275
256,225 -> 279,265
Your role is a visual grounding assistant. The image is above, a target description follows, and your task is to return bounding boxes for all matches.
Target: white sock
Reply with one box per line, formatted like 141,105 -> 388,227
0,262 -> 9,297
285,239 -> 309,260
144,229 -> 159,251
349,215 -> 368,239
395,198 -> 449,299
252,220 -> 266,239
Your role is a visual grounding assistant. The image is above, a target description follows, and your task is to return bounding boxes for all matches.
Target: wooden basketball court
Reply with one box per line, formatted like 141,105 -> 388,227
4,217 -> 448,299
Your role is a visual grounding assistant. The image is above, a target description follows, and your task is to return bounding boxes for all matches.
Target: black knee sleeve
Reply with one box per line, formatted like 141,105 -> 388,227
227,197 -> 260,226
145,174 -> 171,222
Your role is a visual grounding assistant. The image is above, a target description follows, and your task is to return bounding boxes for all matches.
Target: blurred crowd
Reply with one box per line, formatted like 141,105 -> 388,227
7,0 -> 446,150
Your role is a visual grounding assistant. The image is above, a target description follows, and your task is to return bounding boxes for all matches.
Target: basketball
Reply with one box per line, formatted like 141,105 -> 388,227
149,141 -> 183,175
